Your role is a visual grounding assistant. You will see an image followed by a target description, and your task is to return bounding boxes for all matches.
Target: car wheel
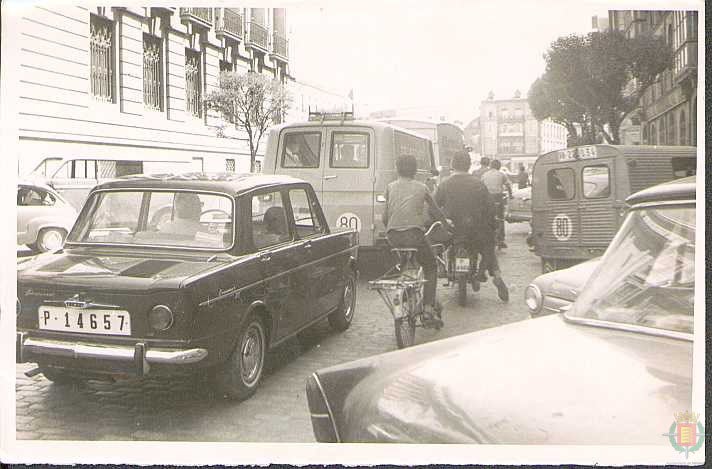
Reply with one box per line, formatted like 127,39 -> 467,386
41,367 -> 78,385
34,228 -> 66,253
215,314 -> 266,400
327,272 -> 356,332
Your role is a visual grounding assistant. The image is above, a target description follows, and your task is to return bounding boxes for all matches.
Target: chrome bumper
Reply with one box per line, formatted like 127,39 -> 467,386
17,332 -> 208,376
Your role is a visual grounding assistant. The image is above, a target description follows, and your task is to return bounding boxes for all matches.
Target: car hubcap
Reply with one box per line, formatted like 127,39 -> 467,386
40,230 -> 63,251
240,323 -> 263,386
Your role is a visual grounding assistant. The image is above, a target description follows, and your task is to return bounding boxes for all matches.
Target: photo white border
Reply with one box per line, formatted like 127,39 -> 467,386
0,0 -> 705,465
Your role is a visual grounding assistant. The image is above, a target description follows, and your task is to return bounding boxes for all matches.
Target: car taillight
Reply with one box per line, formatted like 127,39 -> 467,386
148,305 -> 174,331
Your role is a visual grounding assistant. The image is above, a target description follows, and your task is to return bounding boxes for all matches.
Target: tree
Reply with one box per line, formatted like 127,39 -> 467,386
205,71 -> 291,172
529,30 -> 671,145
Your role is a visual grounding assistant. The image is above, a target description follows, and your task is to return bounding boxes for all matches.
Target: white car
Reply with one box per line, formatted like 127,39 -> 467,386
17,180 -> 78,252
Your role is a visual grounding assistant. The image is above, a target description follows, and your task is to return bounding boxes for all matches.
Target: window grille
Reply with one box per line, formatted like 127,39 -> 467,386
226,159 -> 236,172
185,49 -> 202,118
143,34 -> 163,111
90,14 -> 114,102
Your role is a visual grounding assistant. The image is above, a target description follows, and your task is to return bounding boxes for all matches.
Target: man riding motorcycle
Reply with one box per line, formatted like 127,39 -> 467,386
435,151 -> 509,302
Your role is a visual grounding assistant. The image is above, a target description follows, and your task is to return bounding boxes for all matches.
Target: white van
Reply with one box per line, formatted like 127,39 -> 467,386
262,113 -> 438,250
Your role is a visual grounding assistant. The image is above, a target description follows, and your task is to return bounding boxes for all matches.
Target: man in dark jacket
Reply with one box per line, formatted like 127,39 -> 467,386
435,151 -> 509,301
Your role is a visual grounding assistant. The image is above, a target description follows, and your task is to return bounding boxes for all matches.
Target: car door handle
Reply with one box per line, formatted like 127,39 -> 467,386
260,253 -> 272,262
303,241 -> 312,249
323,175 -> 337,180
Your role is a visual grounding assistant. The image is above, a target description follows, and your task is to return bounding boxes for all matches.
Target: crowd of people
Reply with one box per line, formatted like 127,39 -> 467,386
381,151 -> 520,324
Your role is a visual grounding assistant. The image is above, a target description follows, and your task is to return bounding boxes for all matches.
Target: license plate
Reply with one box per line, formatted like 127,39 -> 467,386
38,306 -> 131,336
455,257 -> 470,272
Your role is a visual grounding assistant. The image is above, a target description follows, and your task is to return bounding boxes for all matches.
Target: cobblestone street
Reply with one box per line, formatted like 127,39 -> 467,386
15,223 -> 540,442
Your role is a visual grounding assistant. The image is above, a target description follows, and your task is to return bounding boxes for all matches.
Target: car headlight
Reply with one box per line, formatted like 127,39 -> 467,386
148,305 -> 174,331
525,284 -> 542,314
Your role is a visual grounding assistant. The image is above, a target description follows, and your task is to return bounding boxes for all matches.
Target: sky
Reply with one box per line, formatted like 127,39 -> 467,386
287,0 -> 609,123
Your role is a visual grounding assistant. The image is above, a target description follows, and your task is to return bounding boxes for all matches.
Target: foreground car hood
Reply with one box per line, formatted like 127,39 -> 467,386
17,249 -> 231,291
313,315 -> 692,444
537,258 -> 601,302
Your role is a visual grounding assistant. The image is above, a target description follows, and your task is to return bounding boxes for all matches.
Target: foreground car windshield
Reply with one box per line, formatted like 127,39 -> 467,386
567,205 -> 694,334
69,190 -> 234,249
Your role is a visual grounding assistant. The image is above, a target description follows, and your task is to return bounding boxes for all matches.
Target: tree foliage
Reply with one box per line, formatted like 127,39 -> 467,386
205,72 -> 291,172
529,30 -> 671,145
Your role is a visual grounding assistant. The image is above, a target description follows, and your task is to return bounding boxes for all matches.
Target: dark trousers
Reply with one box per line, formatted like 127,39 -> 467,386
386,228 -> 437,307
492,193 -> 506,243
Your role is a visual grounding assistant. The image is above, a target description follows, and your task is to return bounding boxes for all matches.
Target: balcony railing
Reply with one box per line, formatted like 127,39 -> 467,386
247,21 -> 269,51
272,32 -> 288,60
215,8 -> 243,41
180,8 -> 213,27
674,41 -> 697,83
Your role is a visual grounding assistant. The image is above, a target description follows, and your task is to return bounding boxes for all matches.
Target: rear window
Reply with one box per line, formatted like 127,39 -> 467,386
582,165 -> 611,198
394,131 -> 432,171
547,168 -> 575,200
330,132 -> 369,168
281,132 -> 322,168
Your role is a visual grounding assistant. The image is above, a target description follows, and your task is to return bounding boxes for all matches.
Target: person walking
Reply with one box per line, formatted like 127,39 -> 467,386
471,157 -> 490,180
481,159 -> 512,249
435,151 -> 509,302
517,163 -> 530,189
382,154 -> 450,325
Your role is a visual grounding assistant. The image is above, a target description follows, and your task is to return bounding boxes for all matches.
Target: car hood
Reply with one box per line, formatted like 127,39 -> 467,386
17,249 -> 233,291
314,315 -> 692,444
536,258 -> 601,302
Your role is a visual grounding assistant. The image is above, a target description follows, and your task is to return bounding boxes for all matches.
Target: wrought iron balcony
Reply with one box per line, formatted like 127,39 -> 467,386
674,41 -> 697,83
215,8 -> 243,41
180,8 -> 213,28
247,21 -> 269,52
271,32 -> 288,61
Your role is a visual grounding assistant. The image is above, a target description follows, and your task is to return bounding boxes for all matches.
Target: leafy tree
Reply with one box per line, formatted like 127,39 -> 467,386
205,71 -> 291,172
529,30 -> 671,145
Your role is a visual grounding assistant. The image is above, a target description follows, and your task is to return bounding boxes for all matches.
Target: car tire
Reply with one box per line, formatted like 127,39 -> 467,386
32,228 -> 67,253
41,367 -> 78,385
215,314 -> 267,401
328,272 -> 356,332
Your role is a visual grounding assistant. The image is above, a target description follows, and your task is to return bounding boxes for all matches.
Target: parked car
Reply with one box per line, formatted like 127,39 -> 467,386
17,173 -> 358,401
17,180 -> 78,252
307,176 -> 696,444
525,257 -> 600,317
505,186 -> 531,223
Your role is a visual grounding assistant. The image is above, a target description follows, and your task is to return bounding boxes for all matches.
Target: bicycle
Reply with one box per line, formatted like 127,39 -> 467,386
369,224 -> 446,349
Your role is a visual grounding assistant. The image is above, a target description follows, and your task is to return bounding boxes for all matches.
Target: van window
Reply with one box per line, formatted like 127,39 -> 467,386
330,132 -> 369,168
582,165 -> 611,198
394,131 -> 431,171
281,132 -> 321,168
547,168 -> 575,200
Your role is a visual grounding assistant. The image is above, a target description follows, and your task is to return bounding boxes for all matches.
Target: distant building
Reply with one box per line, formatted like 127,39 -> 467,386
609,10 -> 698,146
15,6 -> 291,175
591,15 -> 610,32
474,91 -> 567,172
286,81 -> 351,122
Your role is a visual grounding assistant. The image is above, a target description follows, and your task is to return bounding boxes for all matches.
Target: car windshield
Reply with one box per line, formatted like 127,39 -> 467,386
567,205 -> 695,335
68,190 -> 234,249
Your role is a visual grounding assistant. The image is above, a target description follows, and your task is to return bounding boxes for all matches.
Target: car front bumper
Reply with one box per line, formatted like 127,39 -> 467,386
16,331 -> 208,376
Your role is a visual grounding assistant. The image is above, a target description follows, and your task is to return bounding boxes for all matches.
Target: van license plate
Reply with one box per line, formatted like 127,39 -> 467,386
455,257 -> 470,273
37,307 -> 131,335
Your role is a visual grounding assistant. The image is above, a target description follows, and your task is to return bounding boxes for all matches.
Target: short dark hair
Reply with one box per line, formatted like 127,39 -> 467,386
396,154 -> 417,178
490,159 -> 502,170
451,151 -> 471,172
480,157 -> 490,167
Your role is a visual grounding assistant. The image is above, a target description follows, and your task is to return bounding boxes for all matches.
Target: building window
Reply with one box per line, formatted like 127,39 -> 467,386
220,60 -> 233,72
185,49 -> 202,118
650,122 -> 656,145
225,159 -> 236,172
89,14 -> 114,102
679,110 -> 687,145
667,113 -> 676,145
143,34 -> 163,111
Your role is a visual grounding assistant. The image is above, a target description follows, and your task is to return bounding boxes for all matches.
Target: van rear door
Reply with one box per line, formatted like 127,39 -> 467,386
579,160 -> 615,257
321,127 -> 376,245
273,128 -> 327,194
537,165 -> 580,259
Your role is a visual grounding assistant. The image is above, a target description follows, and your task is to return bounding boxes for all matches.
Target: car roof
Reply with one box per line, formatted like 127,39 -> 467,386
94,173 -> 308,195
626,176 -> 696,205
269,119 -> 432,140
17,178 -> 57,192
